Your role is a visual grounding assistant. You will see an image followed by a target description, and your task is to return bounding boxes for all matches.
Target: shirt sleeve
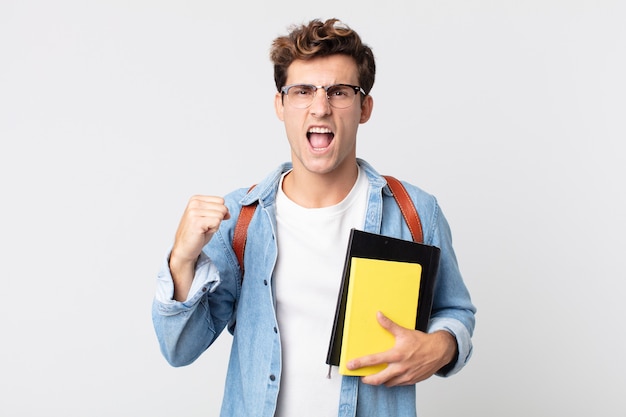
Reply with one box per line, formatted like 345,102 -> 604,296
154,250 -> 221,313
152,250 -> 231,367
428,316 -> 473,377
426,197 -> 476,377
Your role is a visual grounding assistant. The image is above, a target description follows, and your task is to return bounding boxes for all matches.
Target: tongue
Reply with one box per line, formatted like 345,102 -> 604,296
309,133 -> 333,149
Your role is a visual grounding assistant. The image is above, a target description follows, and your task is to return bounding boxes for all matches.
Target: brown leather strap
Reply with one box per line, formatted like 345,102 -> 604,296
233,185 -> 257,274
233,176 -> 423,276
383,175 -> 423,243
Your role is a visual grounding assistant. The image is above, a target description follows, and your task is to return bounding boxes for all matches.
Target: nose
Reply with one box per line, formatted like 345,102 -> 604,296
309,89 -> 331,117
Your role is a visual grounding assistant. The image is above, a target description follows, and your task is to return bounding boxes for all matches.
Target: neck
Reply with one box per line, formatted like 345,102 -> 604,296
283,163 -> 359,208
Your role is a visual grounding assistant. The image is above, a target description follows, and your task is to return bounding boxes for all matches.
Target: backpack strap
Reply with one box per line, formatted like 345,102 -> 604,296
233,185 -> 257,276
232,176 -> 423,276
383,175 -> 423,243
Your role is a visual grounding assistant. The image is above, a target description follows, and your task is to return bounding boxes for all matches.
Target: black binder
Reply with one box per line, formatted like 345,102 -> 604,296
325,229 -> 441,367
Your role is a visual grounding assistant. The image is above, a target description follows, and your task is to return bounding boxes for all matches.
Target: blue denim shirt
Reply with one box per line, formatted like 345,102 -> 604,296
152,159 -> 476,417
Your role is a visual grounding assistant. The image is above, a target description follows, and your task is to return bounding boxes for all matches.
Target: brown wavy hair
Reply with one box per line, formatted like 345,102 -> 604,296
270,18 -> 376,95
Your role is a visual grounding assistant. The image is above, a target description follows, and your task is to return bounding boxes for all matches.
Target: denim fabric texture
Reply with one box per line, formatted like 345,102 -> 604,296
153,159 -> 476,417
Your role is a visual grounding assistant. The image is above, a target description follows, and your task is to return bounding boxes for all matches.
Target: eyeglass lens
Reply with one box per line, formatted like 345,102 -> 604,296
285,85 -> 360,109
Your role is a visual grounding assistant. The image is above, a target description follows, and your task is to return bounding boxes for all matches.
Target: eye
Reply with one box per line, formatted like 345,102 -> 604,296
291,85 -> 315,96
328,85 -> 352,97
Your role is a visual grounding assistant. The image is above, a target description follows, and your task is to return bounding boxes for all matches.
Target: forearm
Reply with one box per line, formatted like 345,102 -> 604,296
431,330 -> 458,372
428,316 -> 473,376
169,250 -> 196,301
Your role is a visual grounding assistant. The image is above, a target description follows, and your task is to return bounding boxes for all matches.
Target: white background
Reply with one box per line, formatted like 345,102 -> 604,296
1,1 -> 625,416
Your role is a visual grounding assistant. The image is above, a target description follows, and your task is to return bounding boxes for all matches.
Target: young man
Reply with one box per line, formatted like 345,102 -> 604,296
153,18 -> 476,417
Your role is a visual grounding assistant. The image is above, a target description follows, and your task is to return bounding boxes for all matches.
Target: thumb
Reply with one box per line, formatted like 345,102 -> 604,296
376,311 -> 403,335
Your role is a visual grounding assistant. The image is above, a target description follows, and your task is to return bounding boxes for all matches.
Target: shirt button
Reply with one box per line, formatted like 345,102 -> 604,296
273,327 -> 278,333
201,287 -> 207,292
263,279 -> 268,286
269,374 -> 276,381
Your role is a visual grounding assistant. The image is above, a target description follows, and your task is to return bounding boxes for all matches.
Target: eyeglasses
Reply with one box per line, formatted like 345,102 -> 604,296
280,84 -> 366,109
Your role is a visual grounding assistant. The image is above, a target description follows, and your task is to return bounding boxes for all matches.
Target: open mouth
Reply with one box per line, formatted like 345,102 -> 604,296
307,127 -> 335,151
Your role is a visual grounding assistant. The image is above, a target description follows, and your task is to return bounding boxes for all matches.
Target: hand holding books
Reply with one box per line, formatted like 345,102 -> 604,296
344,314 -> 458,386
326,229 -> 441,376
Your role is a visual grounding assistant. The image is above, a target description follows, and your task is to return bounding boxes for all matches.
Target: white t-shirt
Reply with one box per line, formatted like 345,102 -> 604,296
273,167 -> 369,417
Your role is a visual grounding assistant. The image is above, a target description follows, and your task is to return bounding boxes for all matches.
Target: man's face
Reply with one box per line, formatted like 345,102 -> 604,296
274,54 -> 373,178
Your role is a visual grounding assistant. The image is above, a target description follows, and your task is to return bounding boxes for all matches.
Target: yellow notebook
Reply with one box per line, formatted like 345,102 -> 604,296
338,257 -> 422,376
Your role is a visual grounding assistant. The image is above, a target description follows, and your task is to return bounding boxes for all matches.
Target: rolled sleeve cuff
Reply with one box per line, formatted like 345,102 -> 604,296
428,317 -> 473,377
154,251 -> 221,314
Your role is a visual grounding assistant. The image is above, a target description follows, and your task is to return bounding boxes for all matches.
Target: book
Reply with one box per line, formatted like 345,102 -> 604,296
326,229 -> 441,376
338,257 -> 423,375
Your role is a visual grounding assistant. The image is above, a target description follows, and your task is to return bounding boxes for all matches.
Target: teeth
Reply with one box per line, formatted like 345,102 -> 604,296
308,127 -> 332,134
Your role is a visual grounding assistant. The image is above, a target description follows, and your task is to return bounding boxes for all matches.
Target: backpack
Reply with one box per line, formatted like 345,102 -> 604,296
232,175 -> 423,277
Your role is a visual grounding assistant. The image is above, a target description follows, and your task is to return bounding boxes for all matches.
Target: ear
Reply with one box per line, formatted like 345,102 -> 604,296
274,92 -> 285,121
359,95 -> 374,124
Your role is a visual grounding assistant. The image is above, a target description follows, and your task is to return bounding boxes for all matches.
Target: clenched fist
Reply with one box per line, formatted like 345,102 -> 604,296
169,195 -> 230,301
